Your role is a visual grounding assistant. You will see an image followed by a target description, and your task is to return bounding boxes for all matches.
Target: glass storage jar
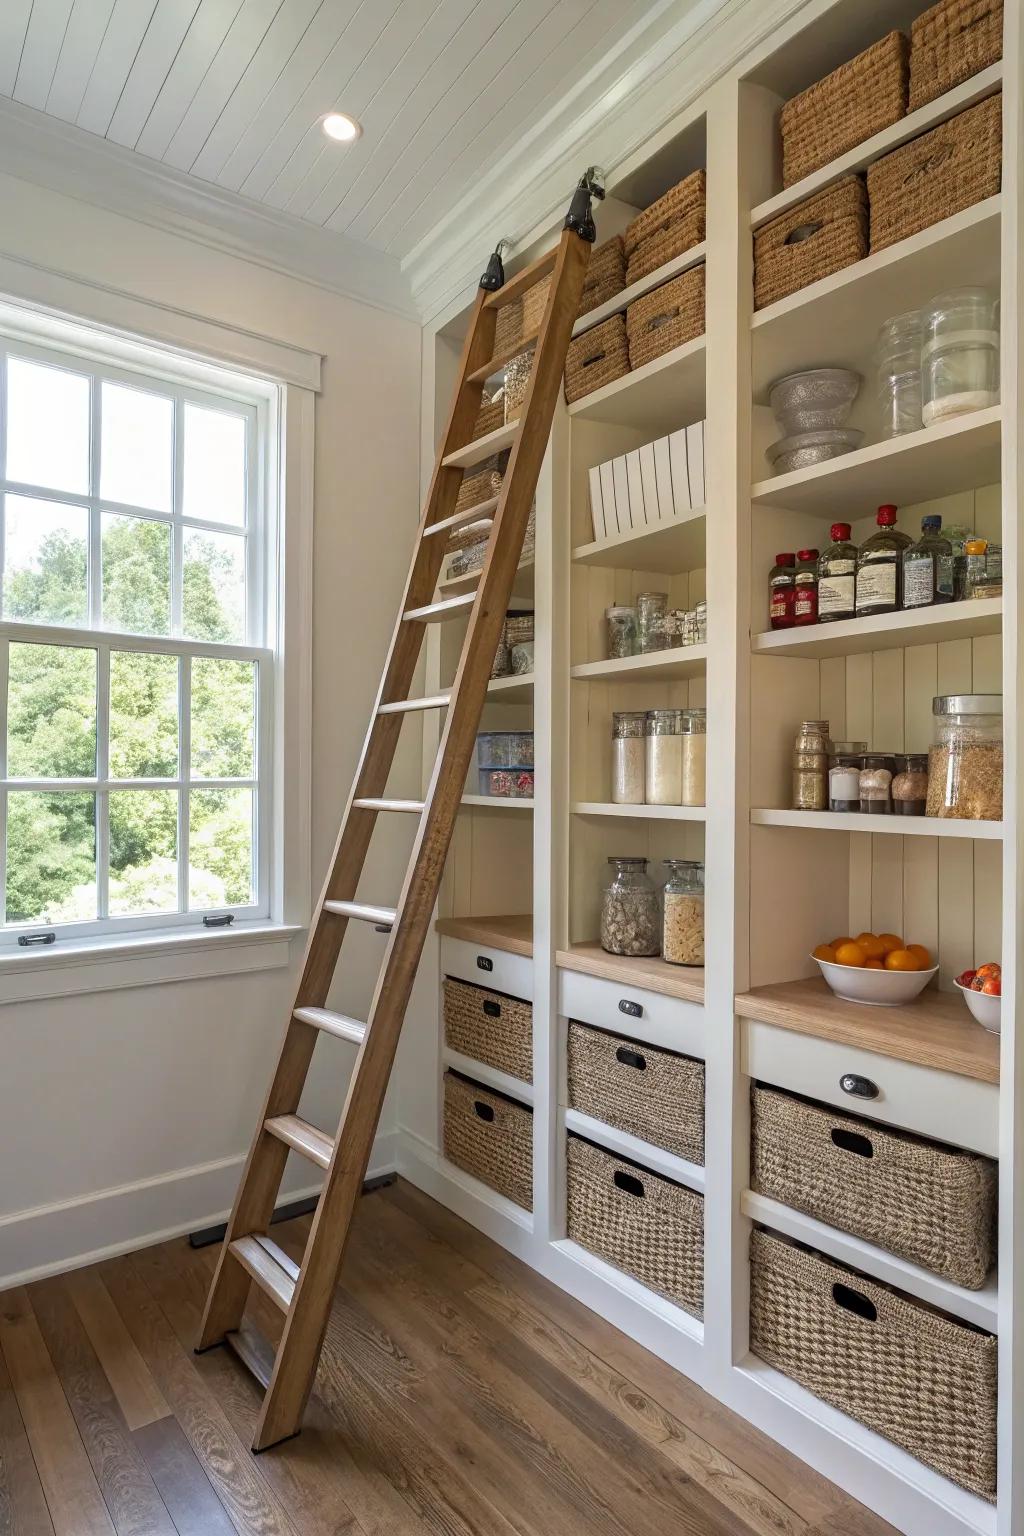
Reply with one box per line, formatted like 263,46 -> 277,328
680,708 -> 707,807
876,309 -> 923,438
859,753 -> 894,814
605,605 -> 637,659
828,741 -> 866,812
662,859 -> 704,966
645,709 -> 683,804
921,286 -> 999,428
636,591 -> 669,653
892,753 -> 929,816
611,712 -> 646,805
792,720 -> 830,811
926,694 -> 1003,821
601,857 -> 660,957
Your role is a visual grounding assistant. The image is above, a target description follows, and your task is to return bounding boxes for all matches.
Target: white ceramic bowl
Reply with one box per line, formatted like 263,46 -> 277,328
955,978 -> 1001,1033
813,955 -> 939,1007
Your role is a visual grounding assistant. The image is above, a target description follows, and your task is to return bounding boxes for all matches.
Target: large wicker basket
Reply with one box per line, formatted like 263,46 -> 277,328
443,977 -> 532,1083
751,1085 -> 996,1287
753,175 -> 868,310
750,1230 -> 997,1500
455,453 -> 505,517
471,392 -> 504,442
909,0 -> 1003,110
566,1135 -> 703,1317
564,314 -> 630,403
494,296 -> 524,358
567,1021 -> 704,1164
624,170 -> 706,286
443,1071 -> 533,1210
867,91 -> 1002,252
523,274 -> 551,334
578,235 -> 626,320
625,266 -> 705,371
780,32 -> 909,188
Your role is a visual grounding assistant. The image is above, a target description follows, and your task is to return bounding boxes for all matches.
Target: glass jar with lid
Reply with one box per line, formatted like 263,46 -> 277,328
605,605 -> 637,659
662,860 -> 704,966
680,708 -> 707,807
892,753 -> 929,816
921,286 -> 999,428
859,753 -> 894,813
611,712 -> 646,805
645,709 -> 683,804
792,720 -> 830,811
926,695 -> 1003,821
601,857 -> 660,956
828,741 -> 866,812
876,308 -> 923,437
636,591 -> 669,653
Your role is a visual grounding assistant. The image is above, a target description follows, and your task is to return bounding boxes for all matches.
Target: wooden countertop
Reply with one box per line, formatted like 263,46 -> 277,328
435,913 -> 533,957
735,976 -> 999,1084
557,943 -> 705,1004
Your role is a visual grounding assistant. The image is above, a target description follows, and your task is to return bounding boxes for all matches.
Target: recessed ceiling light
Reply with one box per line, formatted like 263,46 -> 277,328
322,112 -> 361,142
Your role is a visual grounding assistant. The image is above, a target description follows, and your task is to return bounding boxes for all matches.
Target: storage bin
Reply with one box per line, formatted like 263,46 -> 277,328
751,1084 -> 996,1287
624,170 -> 706,286
754,176 -> 868,310
867,92 -> 1001,252
566,1135 -> 703,1316
578,235 -> 626,319
522,274 -> 551,334
443,1071 -> 533,1209
455,453 -> 505,516
749,1229 -> 997,1499
477,767 -> 534,799
626,265 -> 705,371
472,392 -> 505,441
779,32 -> 909,188
567,1021 -> 704,1163
477,729 -> 533,768
494,296 -> 524,358
564,315 -> 630,403
909,0 -> 1003,110
443,976 -> 532,1083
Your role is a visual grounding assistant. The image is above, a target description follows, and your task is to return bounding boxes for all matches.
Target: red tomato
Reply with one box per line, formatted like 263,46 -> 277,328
982,977 -> 1001,996
957,969 -> 977,989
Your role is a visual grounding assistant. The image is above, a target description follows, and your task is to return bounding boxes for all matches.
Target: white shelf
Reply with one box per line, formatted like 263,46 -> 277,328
571,243 -> 707,337
486,673 -> 534,703
573,802 -> 706,821
564,1107 -> 705,1192
572,506 -> 706,574
742,1191 -> 997,1332
752,597 -> 1002,658
571,644 -> 707,683
751,808 -> 1003,840
442,422 -> 517,469
461,795 -> 534,810
550,1239 -> 704,1344
751,407 -> 1001,514
442,1048 -> 534,1106
568,335 -> 705,435
441,557 -> 535,598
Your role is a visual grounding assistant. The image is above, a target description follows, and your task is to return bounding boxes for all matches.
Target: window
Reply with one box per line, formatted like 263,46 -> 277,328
0,339 -> 273,946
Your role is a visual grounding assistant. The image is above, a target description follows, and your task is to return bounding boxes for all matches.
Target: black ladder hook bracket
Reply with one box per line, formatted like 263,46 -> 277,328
564,166 -> 606,243
479,236 -> 513,291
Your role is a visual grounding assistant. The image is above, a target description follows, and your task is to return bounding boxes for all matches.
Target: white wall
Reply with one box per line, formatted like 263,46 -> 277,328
0,171 -> 422,1285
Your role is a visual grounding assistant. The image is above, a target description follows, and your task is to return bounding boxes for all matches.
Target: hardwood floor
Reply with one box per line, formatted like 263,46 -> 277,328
0,1178 -> 899,1536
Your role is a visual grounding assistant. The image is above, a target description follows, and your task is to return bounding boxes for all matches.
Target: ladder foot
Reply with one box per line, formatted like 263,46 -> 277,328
252,1430 -> 302,1455
193,1340 -> 227,1355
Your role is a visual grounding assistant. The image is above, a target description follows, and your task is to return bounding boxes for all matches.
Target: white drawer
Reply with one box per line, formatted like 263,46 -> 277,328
558,967 -> 704,1060
742,1020 -> 998,1158
440,936 -> 533,1002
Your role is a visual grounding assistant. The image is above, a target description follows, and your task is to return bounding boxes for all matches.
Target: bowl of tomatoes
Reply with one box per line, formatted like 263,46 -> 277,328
811,933 -> 937,1007
955,964 -> 1001,1033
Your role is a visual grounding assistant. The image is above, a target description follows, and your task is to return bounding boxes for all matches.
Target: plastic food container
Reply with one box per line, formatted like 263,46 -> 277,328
478,768 -> 534,799
925,694 -> 1002,821
922,286 -> 999,428
876,309 -> 923,438
768,368 -> 861,434
476,731 -> 534,769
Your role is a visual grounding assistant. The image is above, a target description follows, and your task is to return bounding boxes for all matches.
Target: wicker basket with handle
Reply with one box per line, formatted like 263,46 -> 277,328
625,265 -> 705,371
443,1071 -> 533,1209
494,296 -> 523,358
909,0 -> 1002,110
454,453 -> 505,516
780,32 -> 909,187
471,392 -> 505,441
578,236 -> 626,319
867,91 -> 1001,252
564,314 -> 630,403
751,1084 -> 996,1287
750,1229 -> 997,1500
567,1021 -> 704,1164
624,171 -> 705,262
522,274 -> 551,334
443,977 -> 532,1083
753,175 -> 868,310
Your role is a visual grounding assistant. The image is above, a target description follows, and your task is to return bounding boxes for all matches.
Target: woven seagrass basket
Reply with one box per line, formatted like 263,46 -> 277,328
780,32 -> 909,187
578,236 -> 626,319
443,1071 -> 533,1209
503,347 -> 534,424
455,453 -> 506,517
567,1022 -> 704,1164
564,315 -> 630,403
471,393 -> 504,442
567,1136 -> 703,1316
867,91 -> 1001,252
494,296 -> 524,358
626,265 -> 705,371
909,0 -> 1002,110
522,274 -> 551,334
753,175 -> 868,310
750,1229 -> 997,1500
751,1084 -> 996,1288
625,171 -> 705,257
443,978 -> 532,1083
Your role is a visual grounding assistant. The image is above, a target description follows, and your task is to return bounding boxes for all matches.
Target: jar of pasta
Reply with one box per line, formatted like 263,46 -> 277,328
662,860 -> 704,967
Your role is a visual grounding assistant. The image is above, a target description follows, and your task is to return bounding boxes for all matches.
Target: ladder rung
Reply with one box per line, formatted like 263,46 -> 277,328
483,248 -> 557,310
265,1113 -> 335,1169
254,1233 -> 301,1283
379,691 -> 452,715
466,326 -> 540,386
404,593 -> 475,624
352,798 -> 426,814
323,899 -> 397,927
292,1007 -> 367,1045
225,1322 -> 275,1390
423,498 -> 498,538
230,1235 -> 296,1313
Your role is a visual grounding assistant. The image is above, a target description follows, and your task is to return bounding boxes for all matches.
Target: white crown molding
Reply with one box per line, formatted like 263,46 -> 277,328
0,95 -> 418,322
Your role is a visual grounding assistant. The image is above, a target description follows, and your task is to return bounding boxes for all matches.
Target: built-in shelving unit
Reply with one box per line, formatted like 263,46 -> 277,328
567,335 -> 705,433
751,808 -> 1003,839
752,597 -> 1002,655
570,645 -> 707,683
571,506 -> 705,573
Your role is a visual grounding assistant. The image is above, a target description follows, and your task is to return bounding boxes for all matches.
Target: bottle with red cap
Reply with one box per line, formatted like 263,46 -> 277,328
769,553 -> 796,629
793,548 -> 820,626
856,504 -> 911,617
816,524 -> 857,623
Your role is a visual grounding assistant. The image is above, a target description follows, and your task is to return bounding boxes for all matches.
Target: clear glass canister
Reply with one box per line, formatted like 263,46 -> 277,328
645,709 -> 683,804
606,604 -> 637,659
828,740 -> 867,812
792,720 -> 830,811
859,753 -> 894,814
892,752 -> 929,816
636,591 -> 669,653
662,859 -> 704,966
926,694 -> 1003,821
611,711 -> 646,805
680,707 -> 707,807
921,286 -> 999,428
876,309 -> 923,438
601,856 -> 660,956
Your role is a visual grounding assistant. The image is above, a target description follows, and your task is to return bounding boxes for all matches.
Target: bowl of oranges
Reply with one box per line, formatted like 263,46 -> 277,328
955,964 -> 1001,1033
811,933 -> 937,1006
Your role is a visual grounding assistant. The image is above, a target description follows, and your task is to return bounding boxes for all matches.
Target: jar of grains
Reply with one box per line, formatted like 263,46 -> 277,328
611,712 -> 646,804
792,720 -> 830,811
926,695 -> 1003,820
636,591 -> 669,653
892,752 -> 929,815
601,857 -> 660,957
859,753 -> 894,814
662,860 -> 705,966
645,710 -> 683,804
681,708 -> 707,806
605,605 -> 637,659
828,741 -> 867,812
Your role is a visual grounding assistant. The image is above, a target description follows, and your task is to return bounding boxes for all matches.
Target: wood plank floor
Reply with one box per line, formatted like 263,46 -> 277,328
0,1178 -> 899,1536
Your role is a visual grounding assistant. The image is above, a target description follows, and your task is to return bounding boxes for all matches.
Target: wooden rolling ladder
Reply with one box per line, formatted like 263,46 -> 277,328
196,174 -> 600,1452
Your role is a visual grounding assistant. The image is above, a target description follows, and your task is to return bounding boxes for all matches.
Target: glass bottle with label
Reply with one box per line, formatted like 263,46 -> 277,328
902,515 -> 954,609
793,548 -> 819,626
768,553 -> 796,629
856,505 -> 909,618
817,524 -> 857,623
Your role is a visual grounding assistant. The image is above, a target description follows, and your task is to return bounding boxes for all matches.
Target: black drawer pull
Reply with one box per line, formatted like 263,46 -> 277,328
613,1170 -> 646,1198
618,998 -> 643,1019
615,1046 -> 647,1071
473,1101 -> 495,1122
832,1283 -> 877,1323
832,1127 -> 874,1158
476,955 -> 493,972
840,1073 -> 879,1100
482,999 -> 501,1018
18,930 -> 55,946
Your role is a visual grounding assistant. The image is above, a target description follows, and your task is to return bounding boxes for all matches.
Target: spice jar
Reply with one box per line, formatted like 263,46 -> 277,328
637,591 -> 669,653
792,720 -> 830,811
645,709 -> 683,805
926,695 -> 1003,821
828,741 -> 867,812
921,286 -> 999,427
964,539 -> 1002,600
601,857 -> 660,957
892,753 -> 929,816
605,605 -> 637,659
859,753 -> 894,814
611,712 -> 646,805
662,860 -> 704,966
680,708 -> 707,807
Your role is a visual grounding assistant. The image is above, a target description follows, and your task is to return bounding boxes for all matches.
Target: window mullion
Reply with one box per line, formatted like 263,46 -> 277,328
89,373 -> 102,628
96,643 -> 110,921
172,390 -> 184,638
0,635 -> 8,926
178,654 -> 191,916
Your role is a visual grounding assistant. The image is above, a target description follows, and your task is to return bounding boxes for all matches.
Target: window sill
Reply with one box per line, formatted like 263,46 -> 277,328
0,921 -> 304,1005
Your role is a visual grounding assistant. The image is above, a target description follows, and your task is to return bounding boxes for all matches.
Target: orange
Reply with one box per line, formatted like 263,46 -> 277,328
884,948 -> 920,972
857,934 -> 887,961
830,937 -> 854,951
907,943 -> 932,970
877,932 -> 904,955
812,943 -> 836,964
834,941 -> 868,968
864,958 -> 884,970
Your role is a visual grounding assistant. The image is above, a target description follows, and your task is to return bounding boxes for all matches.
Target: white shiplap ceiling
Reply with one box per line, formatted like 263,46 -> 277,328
0,0 -> 659,261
